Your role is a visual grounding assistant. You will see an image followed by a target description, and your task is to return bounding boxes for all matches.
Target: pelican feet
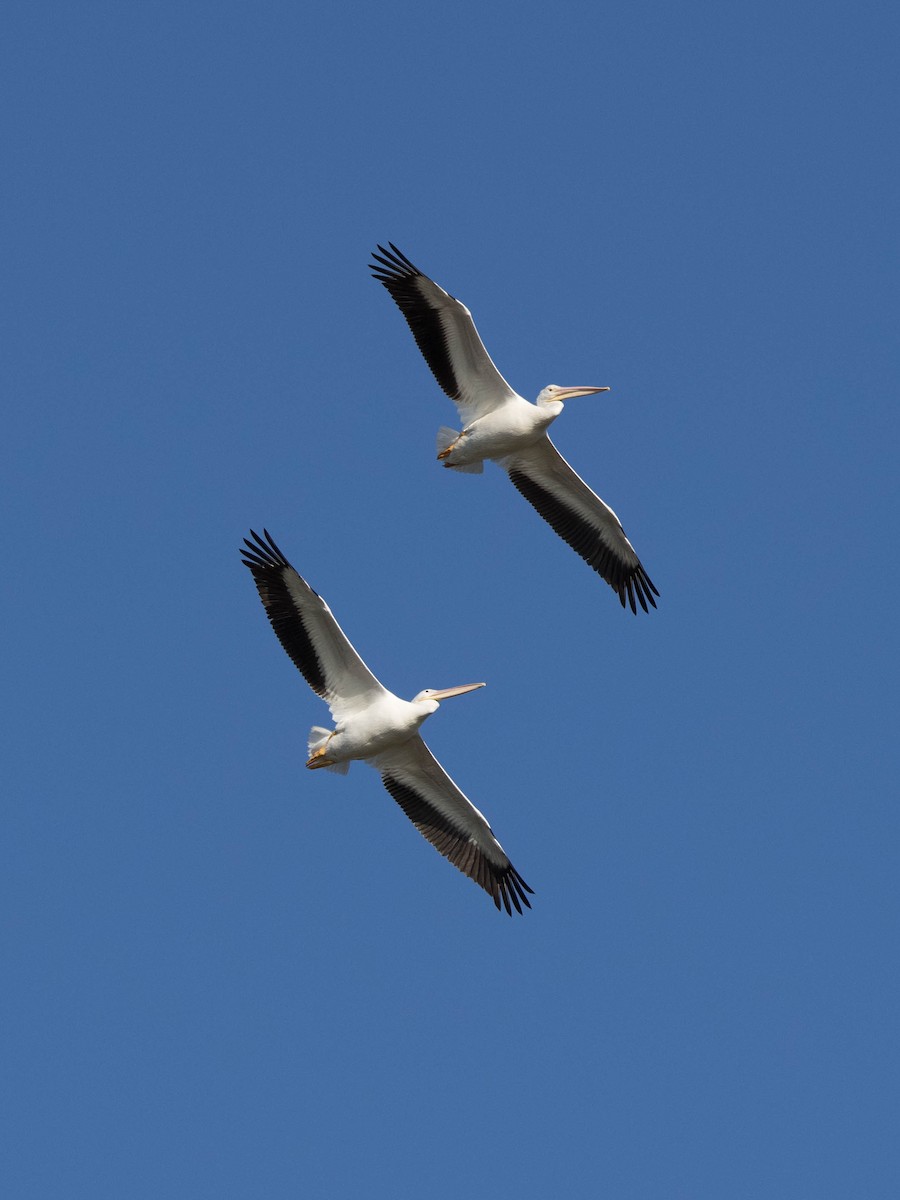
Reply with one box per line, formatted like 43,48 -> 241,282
306,746 -> 335,770
306,730 -> 336,770
436,442 -> 458,461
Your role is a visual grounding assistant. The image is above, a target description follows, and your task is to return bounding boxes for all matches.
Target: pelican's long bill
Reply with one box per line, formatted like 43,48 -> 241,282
553,386 -> 610,401
428,682 -> 486,701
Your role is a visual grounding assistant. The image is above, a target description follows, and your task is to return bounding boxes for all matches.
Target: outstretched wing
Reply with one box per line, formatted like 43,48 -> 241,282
374,736 -> 533,915
370,243 -> 520,426
502,438 -> 659,613
240,529 -> 389,721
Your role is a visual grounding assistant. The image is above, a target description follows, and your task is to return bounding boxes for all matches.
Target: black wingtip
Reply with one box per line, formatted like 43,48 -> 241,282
240,528 -> 290,572
623,566 -> 659,615
369,242 -> 422,281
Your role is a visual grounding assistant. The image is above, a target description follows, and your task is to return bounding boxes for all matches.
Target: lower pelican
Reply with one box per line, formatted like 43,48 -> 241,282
241,529 -> 533,915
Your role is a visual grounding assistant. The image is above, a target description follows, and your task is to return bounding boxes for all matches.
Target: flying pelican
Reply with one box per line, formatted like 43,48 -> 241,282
240,529 -> 533,914
370,244 -> 659,614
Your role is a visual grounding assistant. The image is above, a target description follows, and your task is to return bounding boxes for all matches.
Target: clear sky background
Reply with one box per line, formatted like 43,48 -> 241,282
3,2 -> 898,1196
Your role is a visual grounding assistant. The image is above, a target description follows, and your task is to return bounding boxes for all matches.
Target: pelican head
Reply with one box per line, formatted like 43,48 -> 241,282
412,682 -> 485,708
536,384 -> 610,410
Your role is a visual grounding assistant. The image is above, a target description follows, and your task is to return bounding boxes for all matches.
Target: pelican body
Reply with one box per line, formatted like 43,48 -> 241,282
435,383 -> 604,470
241,529 -> 533,915
370,243 -> 659,614
306,684 -> 487,772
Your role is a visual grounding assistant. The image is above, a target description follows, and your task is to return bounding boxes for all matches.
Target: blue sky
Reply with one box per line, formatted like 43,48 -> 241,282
2,1 -> 898,1196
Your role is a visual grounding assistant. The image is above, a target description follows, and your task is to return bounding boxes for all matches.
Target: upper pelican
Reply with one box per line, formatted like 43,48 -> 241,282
241,529 -> 533,915
370,243 -> 659,614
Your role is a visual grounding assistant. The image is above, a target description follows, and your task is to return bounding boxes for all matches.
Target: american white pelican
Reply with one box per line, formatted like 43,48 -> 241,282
241,529 -> 533,915
370,244 -> 659,614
